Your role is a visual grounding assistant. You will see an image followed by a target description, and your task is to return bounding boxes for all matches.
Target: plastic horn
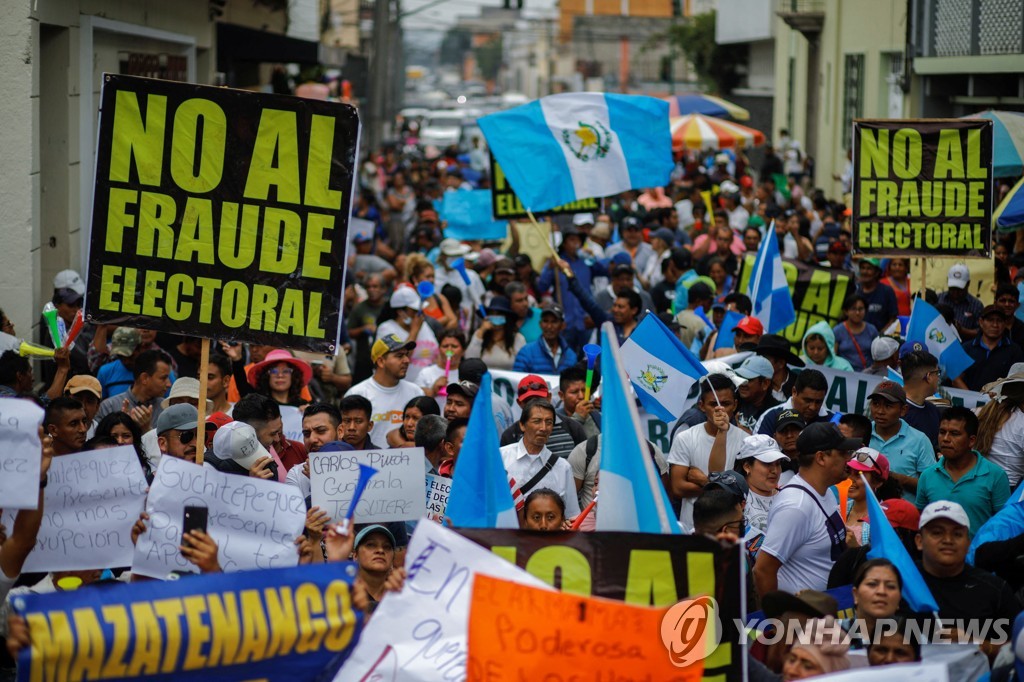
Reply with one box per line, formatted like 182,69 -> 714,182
437,350 -> 454,397
56,317 -> 68,347
63,310 -> 84,349
570,492 -> 598,530
416,280 -> 435,300
19,341 -> 55,359
42,303 -> 61,349
582,344 -> 601,401
450,257 -> 471,286
344,464 -> 379,522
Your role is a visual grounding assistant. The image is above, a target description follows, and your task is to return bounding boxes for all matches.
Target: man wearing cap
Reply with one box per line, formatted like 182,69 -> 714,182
436,238 -> 486,319
866,380 -> 936,502
960,304 -> 1024,392
756,369 -> 832,436
155,403 -> 200,463
754,334 -> 804,402
376,287 -> 439,383
537,226 -> 610,351
773,410 -> 805,485
40,270 -> 90,385
95,350 -> 173,433
735,355 -> 781,432
864,336 -> 900,376
915,407 -> 1009,534
500,375 -> 585,459
855,259 -> 898,332
583,214 -> 612,259
754,422 -> 860,595
916,500 -> 1020,653
938,263 -> 983,340
708,315 -> 764,359
640,227 -> 676,289
513,303 -> 578,374
651,248 -> 694,315
442,380 -> 478,422
95,328 -> 143,399
596,264 -> 654,314
822,240 -> 851,272
347,334 -> 424,437
606,216 -> 656,275
207,420 -> 276,478
900,350 -> 942,448
138,377 -> 215,468
63,375 -> 102,432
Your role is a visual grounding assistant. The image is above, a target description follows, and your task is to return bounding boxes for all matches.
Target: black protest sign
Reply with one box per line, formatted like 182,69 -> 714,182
85,75 -> 358,352
852,119 -> 993,257
456,528 -> 743,681
490,153 -> 600,220
736,255 -> 853,349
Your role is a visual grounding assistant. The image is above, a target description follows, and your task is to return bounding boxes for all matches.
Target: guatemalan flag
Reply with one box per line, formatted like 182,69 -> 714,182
597,322 -> 681,534
906,299 -> 974,381
621,313 -> 707,422
747,224 -> 796,334
477,93 -> 674,212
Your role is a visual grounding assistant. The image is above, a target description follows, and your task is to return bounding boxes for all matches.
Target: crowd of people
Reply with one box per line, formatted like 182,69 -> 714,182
2,132 -> 1024,681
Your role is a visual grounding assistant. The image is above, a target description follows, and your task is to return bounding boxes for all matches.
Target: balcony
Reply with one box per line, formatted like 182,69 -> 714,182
918,0 -> 1023,58
776,0 -> 824,37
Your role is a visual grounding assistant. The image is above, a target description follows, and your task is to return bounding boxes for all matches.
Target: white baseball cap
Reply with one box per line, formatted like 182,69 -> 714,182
947,264 -> 970,289
54,269 -> 86,296
919,500 -> 970,529
871,336 -> 900,362
212,421 -> 271,470
736,434 -> 790,464
389,287 -> 426,310
572,213 -> 595,226
440,238 -> 470,257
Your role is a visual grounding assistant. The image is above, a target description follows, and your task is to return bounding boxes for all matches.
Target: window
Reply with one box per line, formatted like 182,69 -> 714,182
842,54 -> 864,150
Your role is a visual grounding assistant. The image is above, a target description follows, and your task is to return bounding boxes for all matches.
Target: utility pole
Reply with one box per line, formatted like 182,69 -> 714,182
368,0 -> 391,154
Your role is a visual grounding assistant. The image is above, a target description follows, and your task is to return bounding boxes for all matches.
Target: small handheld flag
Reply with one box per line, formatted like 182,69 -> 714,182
621,313 -> 708,422
747,224 -> 796,334
906,299 -> 974,381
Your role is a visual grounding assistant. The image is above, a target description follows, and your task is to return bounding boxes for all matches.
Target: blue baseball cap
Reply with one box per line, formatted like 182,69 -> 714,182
735,355 -> 775,381
899,340 -> 926,358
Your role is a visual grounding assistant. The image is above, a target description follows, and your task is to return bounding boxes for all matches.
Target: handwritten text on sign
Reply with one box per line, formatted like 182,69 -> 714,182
310,447 -> 426,523
425,474 -> 450,523
132,456 -> 306,579
1,446 -> 146,571
0,399 -> 44,510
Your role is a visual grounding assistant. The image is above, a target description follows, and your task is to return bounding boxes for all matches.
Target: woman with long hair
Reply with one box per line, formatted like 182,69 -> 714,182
404,254 -> 457,330
386,396 -> 442,448
465,297 -> 525,370
977,377 -> 1024,488
841,559 -> 903,649
94,412 -> 152,483
246,349 -> 313,408
843,448 -> 894,547
832,294 -> 878,372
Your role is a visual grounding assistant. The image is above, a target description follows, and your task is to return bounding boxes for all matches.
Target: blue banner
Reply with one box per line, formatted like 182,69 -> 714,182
12,563 -> 363,682
440,189 -> 508,240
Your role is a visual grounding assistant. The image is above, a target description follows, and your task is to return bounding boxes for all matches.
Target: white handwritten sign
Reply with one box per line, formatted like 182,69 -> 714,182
310,447 -> 426,523
132,456 -> 306,579
0,399 -> 44,510
425,474 -> 450,523
0,446 -> 146,571
280,404 -> 304,444
336,522 -> 549,681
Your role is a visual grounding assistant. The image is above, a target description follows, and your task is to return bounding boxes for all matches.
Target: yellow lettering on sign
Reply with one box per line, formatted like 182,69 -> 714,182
244,109 -> 301,204
170,98 -> 227,193
109,91 -> 166,186
303,115 -> 342,210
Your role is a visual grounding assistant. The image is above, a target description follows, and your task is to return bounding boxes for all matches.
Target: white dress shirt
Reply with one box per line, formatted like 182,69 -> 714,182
500,440 -> 581,518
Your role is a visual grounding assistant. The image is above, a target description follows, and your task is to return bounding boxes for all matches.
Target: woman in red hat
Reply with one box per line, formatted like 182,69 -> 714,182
246,349 -> 314,408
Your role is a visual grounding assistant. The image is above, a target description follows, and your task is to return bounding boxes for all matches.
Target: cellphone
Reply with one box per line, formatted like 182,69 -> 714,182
182,505 -> 209,540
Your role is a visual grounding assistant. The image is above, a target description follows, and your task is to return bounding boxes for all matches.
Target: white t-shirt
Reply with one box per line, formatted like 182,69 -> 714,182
760,473 -> 842,593
415,365 -> 459,394
376,320 -> 439,384
745,490 -> 776,534
987,408 -> 1024,488
347,377 -> 425,435
501,440 -> 582,518
667,424 -> 747,531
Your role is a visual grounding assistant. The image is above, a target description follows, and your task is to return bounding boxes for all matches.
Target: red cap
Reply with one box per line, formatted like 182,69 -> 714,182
732,316 -> 764,336
880,498 -> 920,531
204,412 -> 233,448
739,175 -> 754,189
517,374 -> 550,403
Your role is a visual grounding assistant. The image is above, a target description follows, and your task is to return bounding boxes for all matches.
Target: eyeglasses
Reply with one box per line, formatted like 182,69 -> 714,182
177,430 -> 196,445
854,451 -> 878,468
269,367 -> 294,376
925,369 -> 941,378
718,519 -> 745,535
518,382 -> 548,396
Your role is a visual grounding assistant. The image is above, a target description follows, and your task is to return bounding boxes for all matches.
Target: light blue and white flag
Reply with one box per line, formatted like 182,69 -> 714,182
887,367 -> 905,386
906,299 -> 974,381
621,313 -> 707,422
747,224 -> 796,334
478,93 -> 673,212
714,310 -> 747,350
597,322 -> 681,534
445,372 -> 519,528
440,189 -> 508,240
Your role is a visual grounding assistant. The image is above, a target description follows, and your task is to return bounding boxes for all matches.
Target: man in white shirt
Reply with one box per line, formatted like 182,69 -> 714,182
347,334 -> 424,436
753,422 -> 860,595
500,398 -> 581,521
668,374 -> 748,532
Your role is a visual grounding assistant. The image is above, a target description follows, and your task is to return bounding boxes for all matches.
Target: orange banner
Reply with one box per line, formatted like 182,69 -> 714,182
466,574 -> 710,681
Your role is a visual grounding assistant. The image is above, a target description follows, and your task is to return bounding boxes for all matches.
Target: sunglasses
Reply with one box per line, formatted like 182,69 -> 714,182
269,367 -> 294,376
518,382 -> 548,396
177,430 -> 196,445
853,450 -> 881,471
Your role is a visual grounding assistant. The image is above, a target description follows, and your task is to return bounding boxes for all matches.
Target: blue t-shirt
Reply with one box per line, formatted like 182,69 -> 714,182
832,322 -> 878,372
857,283 -> 898,331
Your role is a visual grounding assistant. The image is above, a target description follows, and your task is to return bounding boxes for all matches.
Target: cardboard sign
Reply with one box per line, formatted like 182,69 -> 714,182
490,154 -> 599,220
11,563 -> 363,682
310,446 -> 426,523
852,118 -> 993,257
1,447 -> 146,571
84,74 -> 359,352
466,575 -> 706,681
0,399 -> 44,510
425,473 -> 450,522
280,404 -> 304,443
335,521 -> 550,681
132,456 -> 306,579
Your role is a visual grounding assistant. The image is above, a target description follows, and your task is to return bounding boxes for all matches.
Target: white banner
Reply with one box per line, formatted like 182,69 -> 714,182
310,447 -> 426,523
280,404 -> 304,443
1,446 -> 146,571
0,399 -> 44,510
335,522 -> 550,681
132,457 -> 306,579
425,474 -> 450,523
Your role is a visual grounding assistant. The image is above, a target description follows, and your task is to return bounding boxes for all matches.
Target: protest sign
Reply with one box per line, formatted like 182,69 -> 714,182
0,399 -> 44,510
133,456 -> 306,579
336,521 -> 551,681
466,575 -> 706,681
310,446 -> 426,523
455,529 -> 743,681
425,474 -> 450,522
11,562 -> 363,682
1,447 -> 146,571
280,404 -> 304,443
852,118 -> 993,257
490,155 -> 599,220
441,189 -> 508,241
735,255 -> 854,350
84,74 -> 359,352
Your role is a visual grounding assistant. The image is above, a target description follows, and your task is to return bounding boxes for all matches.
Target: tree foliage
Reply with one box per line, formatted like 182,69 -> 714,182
665,11 -> 744,94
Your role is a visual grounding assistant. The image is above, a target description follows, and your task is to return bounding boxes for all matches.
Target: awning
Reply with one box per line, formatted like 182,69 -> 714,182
216,23 -> 319,66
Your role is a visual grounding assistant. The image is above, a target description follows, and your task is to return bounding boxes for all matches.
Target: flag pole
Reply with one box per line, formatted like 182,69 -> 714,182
525,209 -> 563,262
920,257 -> 927,301
195,338 -> 210,465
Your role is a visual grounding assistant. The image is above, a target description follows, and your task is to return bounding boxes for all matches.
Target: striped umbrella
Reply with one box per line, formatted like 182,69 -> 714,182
662,94 -> 751,121
995,175 -> 1024,232
961,110 -> 1024,177
670,114 -> 765,153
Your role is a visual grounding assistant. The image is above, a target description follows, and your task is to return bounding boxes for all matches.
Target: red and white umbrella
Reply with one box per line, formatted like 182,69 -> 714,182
670,113 -> 765,153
